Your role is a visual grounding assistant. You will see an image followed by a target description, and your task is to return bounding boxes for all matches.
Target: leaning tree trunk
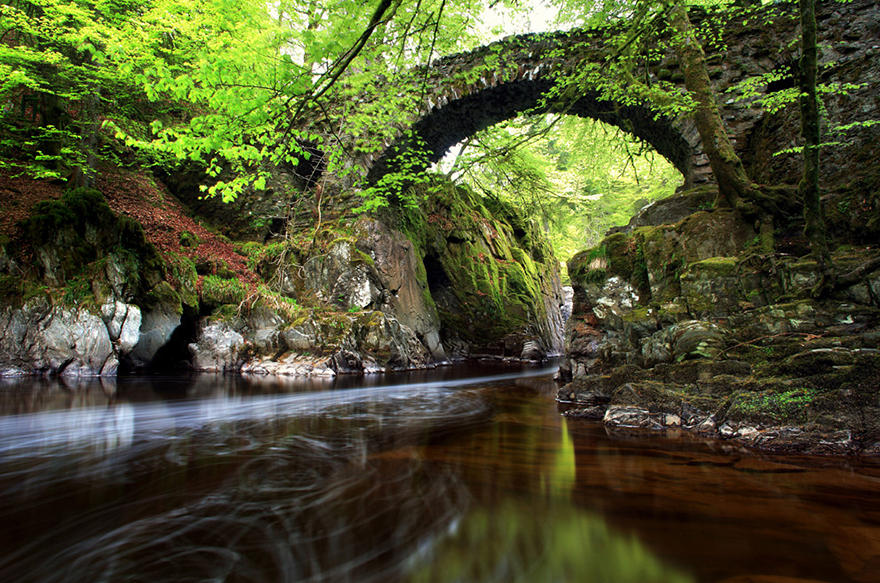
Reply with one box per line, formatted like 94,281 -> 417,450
669,3 -> 757,209
798,0 -> 832,294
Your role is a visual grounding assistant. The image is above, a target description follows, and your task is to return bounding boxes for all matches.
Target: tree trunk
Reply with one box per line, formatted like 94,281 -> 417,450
798,0 -> 832,293
669,3 -> 757,209
71,88 -> 100,189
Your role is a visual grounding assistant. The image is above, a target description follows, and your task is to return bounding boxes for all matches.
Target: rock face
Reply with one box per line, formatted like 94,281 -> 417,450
252,178 -> 566,367
268,217 -> 447,361
191,308 -> 435,376
0,298 -> 141,377
559,188 -> 880,455
1,175 -> 565,377
388,179 -> 565,360
0,188 -> 188,376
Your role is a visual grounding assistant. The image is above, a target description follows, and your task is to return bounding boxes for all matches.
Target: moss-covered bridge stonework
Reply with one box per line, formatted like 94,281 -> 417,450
358,0 -> 879,195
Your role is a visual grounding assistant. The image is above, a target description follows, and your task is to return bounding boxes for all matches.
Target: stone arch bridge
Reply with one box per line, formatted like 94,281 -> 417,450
345,0 -> 879,193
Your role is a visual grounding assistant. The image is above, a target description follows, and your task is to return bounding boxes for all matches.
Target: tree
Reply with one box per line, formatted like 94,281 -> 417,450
0,0 -> 146,181
797,0 -> 831,294
667,1 -> 757,209
2,0 -> 506,201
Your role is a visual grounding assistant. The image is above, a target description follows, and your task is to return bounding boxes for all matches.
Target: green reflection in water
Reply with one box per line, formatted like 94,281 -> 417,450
408,415 -> 694,583
545,416 -> 576,498
406,499 -> 695,583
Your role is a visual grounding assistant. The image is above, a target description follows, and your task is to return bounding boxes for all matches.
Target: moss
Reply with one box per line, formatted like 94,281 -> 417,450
201,275 -> 247,307
209,303 -> 240,322
728,387 -> 819,424
688,256 -> 739,276
196,258 -> 236,279
167,253 -> 199,308
583,268 -> 608,285
353,249 -> 376,267
146,281 -> 183,314
594,231 -> 650,297
621,306 -> 655,324
61,274 -> 94,306
235,240 -> 264,257
19,187 -> 114,242
568,245 -> 608,284
179,230 -> 201,248
384,174 -> 559,349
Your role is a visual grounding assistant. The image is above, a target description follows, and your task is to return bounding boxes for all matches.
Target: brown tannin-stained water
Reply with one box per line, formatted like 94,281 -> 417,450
1,363 -> 880,583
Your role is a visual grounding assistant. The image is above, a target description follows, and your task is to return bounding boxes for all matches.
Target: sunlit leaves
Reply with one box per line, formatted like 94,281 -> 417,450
448,114 -> 680,263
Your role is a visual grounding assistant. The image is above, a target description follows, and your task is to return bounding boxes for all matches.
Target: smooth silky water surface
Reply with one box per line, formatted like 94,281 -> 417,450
1,362 -> 879,582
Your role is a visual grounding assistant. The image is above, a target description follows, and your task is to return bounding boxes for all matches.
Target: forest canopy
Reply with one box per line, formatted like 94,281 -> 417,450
0,0 -> 754,192
1,0 -> 857,272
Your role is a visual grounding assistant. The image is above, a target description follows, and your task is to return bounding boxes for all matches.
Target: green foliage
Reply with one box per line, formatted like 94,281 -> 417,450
357,135 -> 435,212
446,114 -> 680,266
0,0 -> 151,179
2,0 -> 529,194
179,231 -> 200,248
730,387 -> 818,424
201,274 -> 246,306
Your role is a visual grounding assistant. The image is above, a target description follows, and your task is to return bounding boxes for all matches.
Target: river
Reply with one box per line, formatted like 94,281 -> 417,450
1,362 -> 879,582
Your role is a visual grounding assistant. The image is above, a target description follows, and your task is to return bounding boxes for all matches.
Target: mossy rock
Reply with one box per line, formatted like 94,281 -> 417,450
610,381 -> 689,414
201,275 -> 247,308
14,187 -> 164,302
384,175 -> 561,352
179,230 -> 201,248
726,387 -> 820,425
145,280 -> 183,315
19,187 -> 114,242
167,253 -> 199,308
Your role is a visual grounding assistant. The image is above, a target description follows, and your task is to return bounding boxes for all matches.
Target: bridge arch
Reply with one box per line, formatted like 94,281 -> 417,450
363,27 -> 709,188
404,78 -> 697,186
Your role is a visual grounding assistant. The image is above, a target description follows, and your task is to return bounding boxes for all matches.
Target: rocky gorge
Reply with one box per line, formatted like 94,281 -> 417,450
557,187 -> 880,455
0,173 -> 565,379
1,0 -> 879,462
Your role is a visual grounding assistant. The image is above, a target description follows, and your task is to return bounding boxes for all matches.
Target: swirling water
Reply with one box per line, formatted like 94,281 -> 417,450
1,363 -> 880,583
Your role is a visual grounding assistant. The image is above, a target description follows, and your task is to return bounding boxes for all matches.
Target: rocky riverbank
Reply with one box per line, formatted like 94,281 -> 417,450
557,187 -> 880,455
0,172 -> 564,377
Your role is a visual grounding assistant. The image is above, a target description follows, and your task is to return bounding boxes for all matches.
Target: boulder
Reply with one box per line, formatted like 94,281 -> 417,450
0,300 -> 115,376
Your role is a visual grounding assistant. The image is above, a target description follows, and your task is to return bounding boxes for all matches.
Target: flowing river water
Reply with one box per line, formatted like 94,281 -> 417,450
1,362 -> 880,583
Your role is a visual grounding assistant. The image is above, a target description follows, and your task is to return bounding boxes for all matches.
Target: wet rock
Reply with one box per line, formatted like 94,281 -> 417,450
603,406 -> 664,430
201,308 -> 434,375
129,299 -> 182,368
100,301 -> 142,354
562,405 -> 608,420
190,321 -> 246,372
0,301 -> 114,376
240,354 -> 336,377
520,340 -> 544,361
356,218 -> 447,359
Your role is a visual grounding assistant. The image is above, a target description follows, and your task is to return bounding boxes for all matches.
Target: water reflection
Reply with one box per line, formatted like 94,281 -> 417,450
1,365 -> 880,582
407,500 -> 694,583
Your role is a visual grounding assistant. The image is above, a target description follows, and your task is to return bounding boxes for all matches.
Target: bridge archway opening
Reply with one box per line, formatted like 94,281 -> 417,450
430,111 -> 684,262
371,78 -> 694,188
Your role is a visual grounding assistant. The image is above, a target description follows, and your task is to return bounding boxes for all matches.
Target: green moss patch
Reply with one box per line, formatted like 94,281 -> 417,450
728,388 -> 819,425
201,275 -> 247,307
